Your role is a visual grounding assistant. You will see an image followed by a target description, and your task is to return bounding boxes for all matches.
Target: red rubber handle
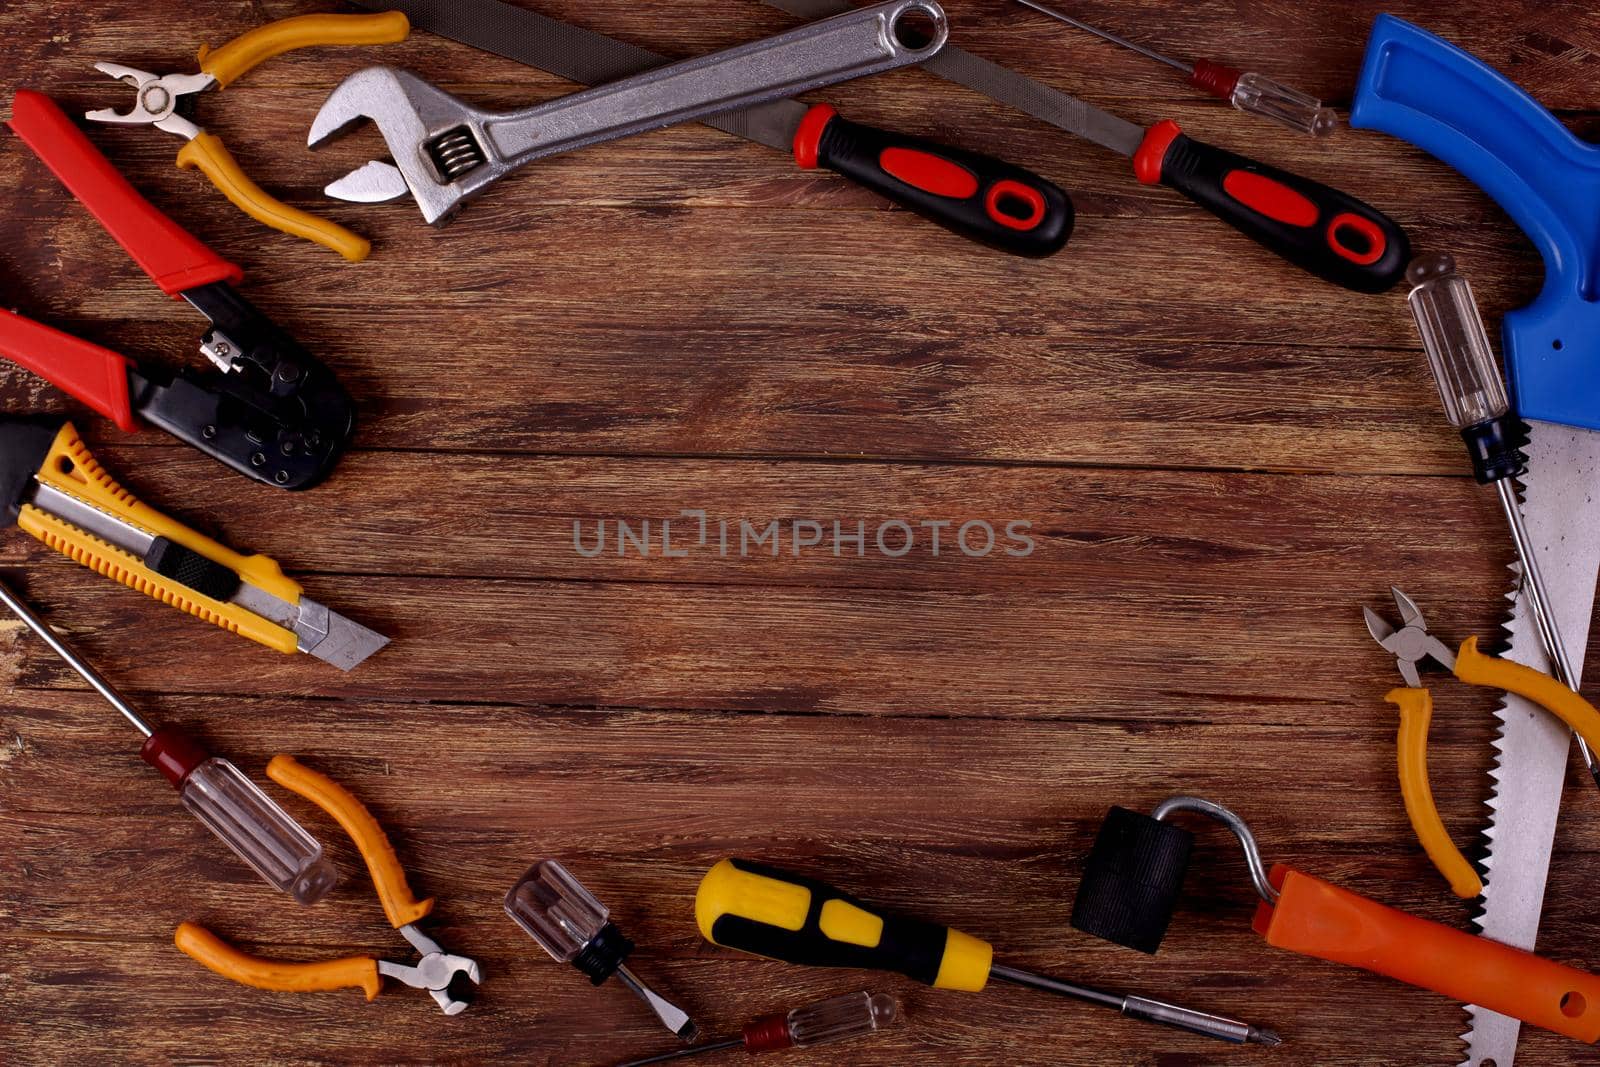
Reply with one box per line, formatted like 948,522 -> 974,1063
7,90 -> 242,297
0,308 -> 136,431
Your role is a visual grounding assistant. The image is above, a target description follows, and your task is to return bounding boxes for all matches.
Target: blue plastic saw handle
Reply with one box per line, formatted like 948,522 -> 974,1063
1351,14 -> 1600,432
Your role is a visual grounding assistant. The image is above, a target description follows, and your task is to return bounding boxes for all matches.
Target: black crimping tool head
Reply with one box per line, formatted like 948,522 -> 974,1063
134,282 -> 356,491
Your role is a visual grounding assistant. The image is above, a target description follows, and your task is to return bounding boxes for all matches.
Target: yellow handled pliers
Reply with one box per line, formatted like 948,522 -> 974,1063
1364,587 -> 1600,899
175,755 -> 481,1013
85,12 -> 410,261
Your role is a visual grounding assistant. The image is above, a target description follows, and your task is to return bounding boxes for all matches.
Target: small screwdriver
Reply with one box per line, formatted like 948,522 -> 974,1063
0,577 -> 338,903
1404,253 -> 1600,789
695,859 -> 1282,1046
507,859 -> 700,1041
1013,0 -> 1337,138
616,990 -> 899,1067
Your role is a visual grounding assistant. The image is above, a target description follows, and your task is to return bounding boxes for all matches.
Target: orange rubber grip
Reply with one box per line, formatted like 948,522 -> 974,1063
1385,687 -> 1482,898
267,755 -> 433,929
1455,637 -> 1600,753
175,921 -> 381,999
1253,866 -> 1600,1043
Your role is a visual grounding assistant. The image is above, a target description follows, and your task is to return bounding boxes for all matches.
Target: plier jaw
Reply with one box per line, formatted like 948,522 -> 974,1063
85,62 -> 213,139
378,924 -> 483,1015
1363,586 -> 1458,688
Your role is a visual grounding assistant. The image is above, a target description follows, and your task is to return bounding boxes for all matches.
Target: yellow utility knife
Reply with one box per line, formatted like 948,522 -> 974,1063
0,418 -> 387,669
84,12 -> 410,261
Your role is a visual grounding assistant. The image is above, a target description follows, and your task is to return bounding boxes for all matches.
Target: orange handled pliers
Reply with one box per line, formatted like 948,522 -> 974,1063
1364,587 -> 1600,899
85,12 -> 410,261
175,755 -> 481,1013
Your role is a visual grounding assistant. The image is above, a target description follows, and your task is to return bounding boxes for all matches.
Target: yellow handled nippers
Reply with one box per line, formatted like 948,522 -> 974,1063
1364,586 -> 1600,899
85,12 -> 410,261
176,756 -> 481,1013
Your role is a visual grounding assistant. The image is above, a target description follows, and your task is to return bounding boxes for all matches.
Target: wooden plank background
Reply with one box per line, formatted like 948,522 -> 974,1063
3,1 -> 1599,1063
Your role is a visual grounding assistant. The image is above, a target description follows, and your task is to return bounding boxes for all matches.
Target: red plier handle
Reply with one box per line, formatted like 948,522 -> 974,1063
7,90 -> 241,296
0,311 -> 137,431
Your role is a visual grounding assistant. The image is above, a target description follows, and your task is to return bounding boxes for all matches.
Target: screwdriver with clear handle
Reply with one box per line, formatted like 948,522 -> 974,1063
507,859 -> 700,1041
1404,252 -> 1600,789
616,990 -> 899,1067
1013,0 -> 1337,137
695,858 -> 1282,1046
0,577 -> 339,903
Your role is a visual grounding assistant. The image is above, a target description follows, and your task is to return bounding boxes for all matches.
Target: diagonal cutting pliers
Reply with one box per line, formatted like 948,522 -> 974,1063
85,12 -> 410,261
1363,586 -> 1600,898
176,756 -> 481,1014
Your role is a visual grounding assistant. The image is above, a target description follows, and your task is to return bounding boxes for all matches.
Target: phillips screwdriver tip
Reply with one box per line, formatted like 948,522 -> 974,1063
1248,1026 -> 1284,1047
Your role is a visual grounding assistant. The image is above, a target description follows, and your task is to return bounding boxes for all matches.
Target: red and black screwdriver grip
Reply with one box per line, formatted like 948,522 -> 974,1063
1133,120 -> 1409,292
794,104 -> 1073,258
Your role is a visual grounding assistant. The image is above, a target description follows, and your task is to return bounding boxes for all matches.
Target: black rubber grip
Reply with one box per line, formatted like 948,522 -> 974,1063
809,112 -> 1073,258
709,858 -> 952,985
0,418 -> 61,521
1157,131 -> 1410,292
144,536 -> 241,601
1071,806 -> 1195,954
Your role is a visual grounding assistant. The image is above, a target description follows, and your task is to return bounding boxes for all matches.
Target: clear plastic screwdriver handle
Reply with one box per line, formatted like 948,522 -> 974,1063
1406,252 -> 1510,428
180,756 -> 340,905
1230,73 -> 1338,137
786,991 -> 899,1047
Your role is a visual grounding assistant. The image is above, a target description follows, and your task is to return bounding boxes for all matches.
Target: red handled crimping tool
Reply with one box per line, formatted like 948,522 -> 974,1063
0,90 -> 354,491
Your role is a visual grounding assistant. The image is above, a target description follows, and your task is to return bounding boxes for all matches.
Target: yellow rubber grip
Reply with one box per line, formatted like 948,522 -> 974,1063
694,858 -> 992,992
268,756 -> 435,930
177,134 -> 370,262
16,422 -> 301,654
196,12 -> 411,87
1456,636 -> 1600,753
1384,687 -> 1482,899
175,921 -> 382,999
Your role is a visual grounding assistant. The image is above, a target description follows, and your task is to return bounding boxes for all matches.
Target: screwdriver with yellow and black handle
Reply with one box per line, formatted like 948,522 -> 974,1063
695,858 -> 1282,1047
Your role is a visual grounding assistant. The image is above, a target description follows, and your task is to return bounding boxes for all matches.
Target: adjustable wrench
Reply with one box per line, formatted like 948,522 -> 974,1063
309,0 -> 948,224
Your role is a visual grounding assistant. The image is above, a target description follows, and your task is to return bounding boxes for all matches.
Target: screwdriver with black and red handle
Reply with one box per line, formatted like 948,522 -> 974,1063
764,0 -> 1409,292
694,858 -> 1282,1046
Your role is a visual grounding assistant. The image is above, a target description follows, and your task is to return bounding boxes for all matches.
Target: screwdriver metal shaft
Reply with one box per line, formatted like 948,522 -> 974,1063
618,1039 -> 743,1067
989,963 -> 1282,1045
1012,0 -> 1337,136
1016,0 -> 1190,71
0,577 -> 152,736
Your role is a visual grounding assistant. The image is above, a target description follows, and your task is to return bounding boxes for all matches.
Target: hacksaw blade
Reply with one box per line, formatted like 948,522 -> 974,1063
1462,422 -> 1600,1066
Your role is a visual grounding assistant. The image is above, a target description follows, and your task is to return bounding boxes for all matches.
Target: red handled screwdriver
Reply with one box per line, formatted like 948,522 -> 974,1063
1014,0 -> 1337,137
616,991 -> 899,1067
0,577 -> 339,904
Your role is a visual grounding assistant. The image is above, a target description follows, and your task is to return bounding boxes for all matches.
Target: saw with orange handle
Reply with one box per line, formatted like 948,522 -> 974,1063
0,418 -> 386,670
176,755 -> 481,1014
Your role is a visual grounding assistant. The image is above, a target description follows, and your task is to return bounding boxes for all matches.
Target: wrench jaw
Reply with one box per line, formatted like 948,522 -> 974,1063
309,66 -> 496,225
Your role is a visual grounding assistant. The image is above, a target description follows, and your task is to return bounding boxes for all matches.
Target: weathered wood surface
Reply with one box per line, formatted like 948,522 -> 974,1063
2,1 -> 1599,1064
